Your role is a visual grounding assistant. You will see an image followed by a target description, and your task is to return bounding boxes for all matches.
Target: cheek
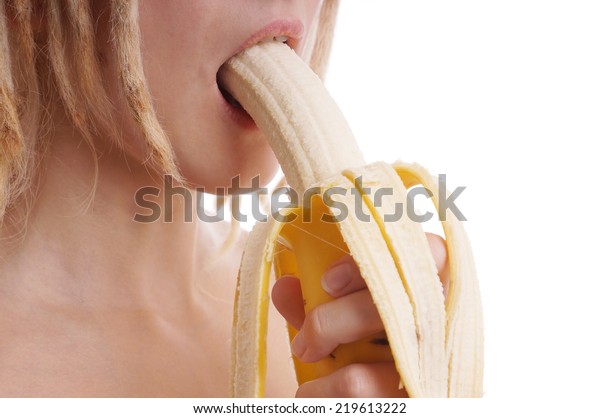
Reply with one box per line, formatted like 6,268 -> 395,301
136,2 -> 278,189
94,0 -> 280,189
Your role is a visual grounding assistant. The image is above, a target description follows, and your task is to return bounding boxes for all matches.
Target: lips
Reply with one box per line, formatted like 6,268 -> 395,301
216,19 -> 304,129
232,19 -> 303,56
217,33 -> 291,109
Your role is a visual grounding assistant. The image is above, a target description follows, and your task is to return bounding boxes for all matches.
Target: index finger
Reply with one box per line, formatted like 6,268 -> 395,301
322,233 -> 449,299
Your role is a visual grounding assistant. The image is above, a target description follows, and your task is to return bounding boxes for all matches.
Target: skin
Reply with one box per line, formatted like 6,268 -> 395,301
0,0 -> 449,397
272,235 -> 449,397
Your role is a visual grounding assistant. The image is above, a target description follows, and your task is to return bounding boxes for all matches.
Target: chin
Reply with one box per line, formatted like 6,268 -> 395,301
177,146 -> 279,195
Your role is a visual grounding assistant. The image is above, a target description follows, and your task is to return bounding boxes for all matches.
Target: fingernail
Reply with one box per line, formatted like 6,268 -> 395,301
321,262 -> 351,294
291,331 -> 307,358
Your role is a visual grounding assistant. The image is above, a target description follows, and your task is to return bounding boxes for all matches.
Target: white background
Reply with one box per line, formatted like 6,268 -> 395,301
326,0 -> 600,403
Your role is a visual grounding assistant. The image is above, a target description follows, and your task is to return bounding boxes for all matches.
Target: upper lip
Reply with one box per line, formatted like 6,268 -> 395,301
232,19 -> 304,57
216,19 -> 305,110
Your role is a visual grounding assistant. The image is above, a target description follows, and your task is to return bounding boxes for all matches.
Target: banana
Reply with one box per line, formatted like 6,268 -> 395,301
220,41 -> 484,398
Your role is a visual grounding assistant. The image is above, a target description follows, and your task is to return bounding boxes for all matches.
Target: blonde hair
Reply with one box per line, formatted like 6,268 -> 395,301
0,0 -> 340,228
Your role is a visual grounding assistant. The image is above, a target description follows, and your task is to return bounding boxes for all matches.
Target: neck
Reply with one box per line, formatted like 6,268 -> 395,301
0,123 -> 226,313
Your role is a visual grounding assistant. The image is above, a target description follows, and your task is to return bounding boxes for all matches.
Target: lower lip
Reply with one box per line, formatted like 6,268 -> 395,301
217,86 -> 258,130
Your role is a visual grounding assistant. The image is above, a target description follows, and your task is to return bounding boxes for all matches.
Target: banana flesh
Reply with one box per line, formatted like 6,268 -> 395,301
220,42 -> 484,398
218,40 -> 364,191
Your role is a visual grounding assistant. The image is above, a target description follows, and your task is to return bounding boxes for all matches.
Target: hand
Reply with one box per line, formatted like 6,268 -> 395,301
271,233 -> 449,398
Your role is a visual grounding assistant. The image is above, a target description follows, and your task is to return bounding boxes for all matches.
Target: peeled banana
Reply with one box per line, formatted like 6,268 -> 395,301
219,41 -> 483,398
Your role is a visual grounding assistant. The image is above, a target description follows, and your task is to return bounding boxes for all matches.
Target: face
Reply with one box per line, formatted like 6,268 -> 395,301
100,0 -> 324,193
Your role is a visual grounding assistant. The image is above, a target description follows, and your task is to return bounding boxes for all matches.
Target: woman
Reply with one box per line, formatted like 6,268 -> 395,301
0,0 -> 448,397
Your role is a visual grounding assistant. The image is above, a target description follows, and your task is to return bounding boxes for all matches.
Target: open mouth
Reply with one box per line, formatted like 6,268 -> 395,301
216,36 -> 291,128
216,66 -> 255,128
217,82 -> 244,109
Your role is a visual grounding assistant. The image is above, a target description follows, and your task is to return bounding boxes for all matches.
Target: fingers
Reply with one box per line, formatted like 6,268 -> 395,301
320,254 -> 367,297
291,289 -> 383,363
271,275 -> 305,330
425,233 -> 450,298
296,363 -> 408,398
326,235 -> 448,299
272,233 -> 450,363
271,255 -> 369,333
426,232 -> 447,273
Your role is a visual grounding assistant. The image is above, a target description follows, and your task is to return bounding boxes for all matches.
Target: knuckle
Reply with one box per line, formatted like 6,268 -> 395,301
336,364 -> 372,397
303,305 -> 330,343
